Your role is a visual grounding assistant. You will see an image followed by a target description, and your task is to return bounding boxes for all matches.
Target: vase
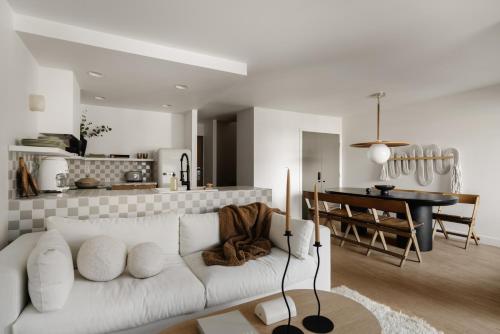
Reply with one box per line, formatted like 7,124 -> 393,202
80,137 -> 87,157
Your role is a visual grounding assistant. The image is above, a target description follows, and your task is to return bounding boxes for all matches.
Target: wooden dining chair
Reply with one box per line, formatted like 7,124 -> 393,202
304,197 -> 339,237
433,193 -> 480,250
336,194 -> 422,267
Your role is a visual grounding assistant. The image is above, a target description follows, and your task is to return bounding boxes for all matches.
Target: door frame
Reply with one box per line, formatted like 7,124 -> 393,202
299,129 -> 342,203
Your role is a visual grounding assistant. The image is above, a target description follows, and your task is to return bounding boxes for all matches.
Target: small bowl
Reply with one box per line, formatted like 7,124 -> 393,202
75,177 -> 100,189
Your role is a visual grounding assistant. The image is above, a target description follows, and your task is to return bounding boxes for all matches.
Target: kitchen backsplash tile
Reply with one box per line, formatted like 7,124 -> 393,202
68,158 -> 152,184
8,152 -> 154,199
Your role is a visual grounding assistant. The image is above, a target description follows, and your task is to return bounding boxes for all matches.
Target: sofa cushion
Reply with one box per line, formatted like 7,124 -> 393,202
77,236 -> 127,282
12,255 -> 206,334
127,242 -> 166,279
27,230 -> 74,312
269,213 -> 314,259
179,212 -> 220,256
183,248 -> 316,307
47,213 -> 180,263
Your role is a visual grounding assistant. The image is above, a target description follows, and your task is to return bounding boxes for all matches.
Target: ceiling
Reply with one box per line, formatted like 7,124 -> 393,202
9,0 -> 500,119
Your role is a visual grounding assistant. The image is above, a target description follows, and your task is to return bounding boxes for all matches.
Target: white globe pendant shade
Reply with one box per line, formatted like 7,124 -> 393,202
367,143 -> 391,164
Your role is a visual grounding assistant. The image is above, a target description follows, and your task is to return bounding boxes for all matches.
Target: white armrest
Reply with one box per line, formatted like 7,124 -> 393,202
0,233 -> 42,334
308,225 -> 331,291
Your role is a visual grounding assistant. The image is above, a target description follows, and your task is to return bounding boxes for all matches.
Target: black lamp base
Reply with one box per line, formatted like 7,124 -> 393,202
302,315 -> 334,333
272,324 -> 304,334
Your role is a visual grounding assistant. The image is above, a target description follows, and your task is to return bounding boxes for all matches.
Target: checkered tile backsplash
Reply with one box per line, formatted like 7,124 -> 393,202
68,158 -> 152,184
7,188 -> 272,241
8,152 -> 153,199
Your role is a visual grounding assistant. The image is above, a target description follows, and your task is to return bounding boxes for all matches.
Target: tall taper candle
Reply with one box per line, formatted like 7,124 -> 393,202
314,184 -> 320,243
286,168 -> 291,231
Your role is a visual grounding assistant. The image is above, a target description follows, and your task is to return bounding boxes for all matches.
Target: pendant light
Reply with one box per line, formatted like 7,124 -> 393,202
351,92 -> 409,164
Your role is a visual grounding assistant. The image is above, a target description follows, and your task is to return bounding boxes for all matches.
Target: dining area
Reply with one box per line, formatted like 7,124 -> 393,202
303,187 -> 480,267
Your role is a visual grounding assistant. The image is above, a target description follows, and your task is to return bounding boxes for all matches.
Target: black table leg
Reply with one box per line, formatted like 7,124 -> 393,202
397,205 -> 433,252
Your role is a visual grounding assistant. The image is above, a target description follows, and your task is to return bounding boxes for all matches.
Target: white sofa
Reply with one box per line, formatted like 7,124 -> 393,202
0,212 -> 331,334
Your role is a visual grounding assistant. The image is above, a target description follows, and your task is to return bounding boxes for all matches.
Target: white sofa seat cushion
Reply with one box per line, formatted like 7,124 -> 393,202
47,213 -> 180,263
27,230 -> 74,312
12,255 -> 206,334
179,212 -> 220,256
183,248 -> 316,307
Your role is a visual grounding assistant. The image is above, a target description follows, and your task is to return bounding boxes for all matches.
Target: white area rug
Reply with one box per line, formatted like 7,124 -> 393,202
332,286 -> 443,334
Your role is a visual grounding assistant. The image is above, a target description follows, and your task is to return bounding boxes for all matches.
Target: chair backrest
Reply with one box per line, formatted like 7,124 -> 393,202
397,189 -> 480,220
305,196 -> 336,212
303,191 -> 415,229
304,191 -> 408,213
440,193 -> 480,222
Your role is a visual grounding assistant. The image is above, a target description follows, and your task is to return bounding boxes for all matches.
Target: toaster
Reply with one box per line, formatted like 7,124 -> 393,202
125,170 -> 142,182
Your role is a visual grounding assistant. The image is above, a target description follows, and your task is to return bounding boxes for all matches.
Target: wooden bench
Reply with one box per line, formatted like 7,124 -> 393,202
304,191 -> 422,267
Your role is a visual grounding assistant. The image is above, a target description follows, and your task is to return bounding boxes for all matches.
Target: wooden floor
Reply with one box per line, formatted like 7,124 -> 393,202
330,229 -> 500,333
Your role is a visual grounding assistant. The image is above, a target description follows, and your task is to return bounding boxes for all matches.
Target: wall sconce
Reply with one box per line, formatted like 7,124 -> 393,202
29,94 -> 45,112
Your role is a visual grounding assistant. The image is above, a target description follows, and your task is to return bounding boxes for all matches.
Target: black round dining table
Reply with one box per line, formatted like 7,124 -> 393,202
325,187 -> 458,251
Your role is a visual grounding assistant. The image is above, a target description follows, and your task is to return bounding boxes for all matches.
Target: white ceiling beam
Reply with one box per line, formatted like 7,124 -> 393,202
13,14 -> 247,76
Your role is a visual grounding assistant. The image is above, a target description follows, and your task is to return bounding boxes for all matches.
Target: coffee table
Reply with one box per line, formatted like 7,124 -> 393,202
161,289 -> 381,333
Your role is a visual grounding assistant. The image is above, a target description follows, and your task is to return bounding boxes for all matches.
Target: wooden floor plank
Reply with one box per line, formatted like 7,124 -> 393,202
331,232 -> 500,333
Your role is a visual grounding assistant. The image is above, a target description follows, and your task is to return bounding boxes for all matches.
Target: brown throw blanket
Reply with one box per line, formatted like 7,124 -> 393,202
202,202 -> 277,266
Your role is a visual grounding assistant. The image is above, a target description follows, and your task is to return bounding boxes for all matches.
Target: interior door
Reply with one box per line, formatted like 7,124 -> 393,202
301,131 -> 340,218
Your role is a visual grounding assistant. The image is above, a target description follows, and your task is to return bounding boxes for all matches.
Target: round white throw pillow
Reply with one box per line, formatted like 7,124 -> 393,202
77,236 -> 127,281
127,242 -> 166,279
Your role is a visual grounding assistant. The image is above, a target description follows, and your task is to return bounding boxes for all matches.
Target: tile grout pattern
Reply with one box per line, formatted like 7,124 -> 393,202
7,188 -> 272,241
8,152 -> 153,199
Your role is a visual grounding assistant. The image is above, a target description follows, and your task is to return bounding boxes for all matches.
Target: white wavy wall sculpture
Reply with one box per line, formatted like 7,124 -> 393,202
380,144 -> 463,193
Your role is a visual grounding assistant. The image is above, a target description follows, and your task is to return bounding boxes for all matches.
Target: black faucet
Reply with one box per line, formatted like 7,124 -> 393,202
180,153 -> 191,190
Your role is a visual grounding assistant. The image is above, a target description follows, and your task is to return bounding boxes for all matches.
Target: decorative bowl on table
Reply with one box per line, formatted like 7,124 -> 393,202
374,184 -> 395,195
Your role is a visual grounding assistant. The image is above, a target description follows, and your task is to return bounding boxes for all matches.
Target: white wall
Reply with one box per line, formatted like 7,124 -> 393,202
236,108 -> 254,186
72,76 -> 81,137
343,85 -> 500,246
253,107 -> 342,218
184,109 -> 198,186
0,0 -> 39,247
83,105 -> 185,156
197,122 -> 205,136
37,66 -> 80,137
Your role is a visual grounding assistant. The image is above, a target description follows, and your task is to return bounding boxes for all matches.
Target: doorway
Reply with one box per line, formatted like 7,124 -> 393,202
216,120 -> 237,186
301,131 -> 340,218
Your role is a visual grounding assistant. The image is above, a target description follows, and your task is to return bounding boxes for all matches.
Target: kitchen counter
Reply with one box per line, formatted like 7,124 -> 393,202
15,186 -> 265,200
7,187 -> 272,241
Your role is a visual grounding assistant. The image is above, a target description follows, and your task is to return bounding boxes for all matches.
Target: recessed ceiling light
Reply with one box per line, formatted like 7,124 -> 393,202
161,104 -> 172,108
175,84 -> 188,90
88,71 -> 104,78
94,96 -> 106,101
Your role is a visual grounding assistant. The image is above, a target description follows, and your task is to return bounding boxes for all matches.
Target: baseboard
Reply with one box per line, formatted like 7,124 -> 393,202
477,235 -> 500,247
439,228 -> 500,248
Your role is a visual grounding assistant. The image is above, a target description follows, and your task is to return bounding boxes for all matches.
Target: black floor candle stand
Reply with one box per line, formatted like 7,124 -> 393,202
302,242 -> 335,333
273,231 -> 304,334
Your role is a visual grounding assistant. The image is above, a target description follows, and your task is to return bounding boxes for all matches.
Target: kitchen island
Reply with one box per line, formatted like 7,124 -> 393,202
7,187 -> 272,241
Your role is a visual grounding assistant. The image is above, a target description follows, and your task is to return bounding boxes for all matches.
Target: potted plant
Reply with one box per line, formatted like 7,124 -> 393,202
79,110 -> 112,156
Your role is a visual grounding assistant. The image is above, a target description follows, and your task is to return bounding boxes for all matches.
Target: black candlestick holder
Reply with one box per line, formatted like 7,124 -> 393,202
302,241 -> 334,333
273,230 -> 304,334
